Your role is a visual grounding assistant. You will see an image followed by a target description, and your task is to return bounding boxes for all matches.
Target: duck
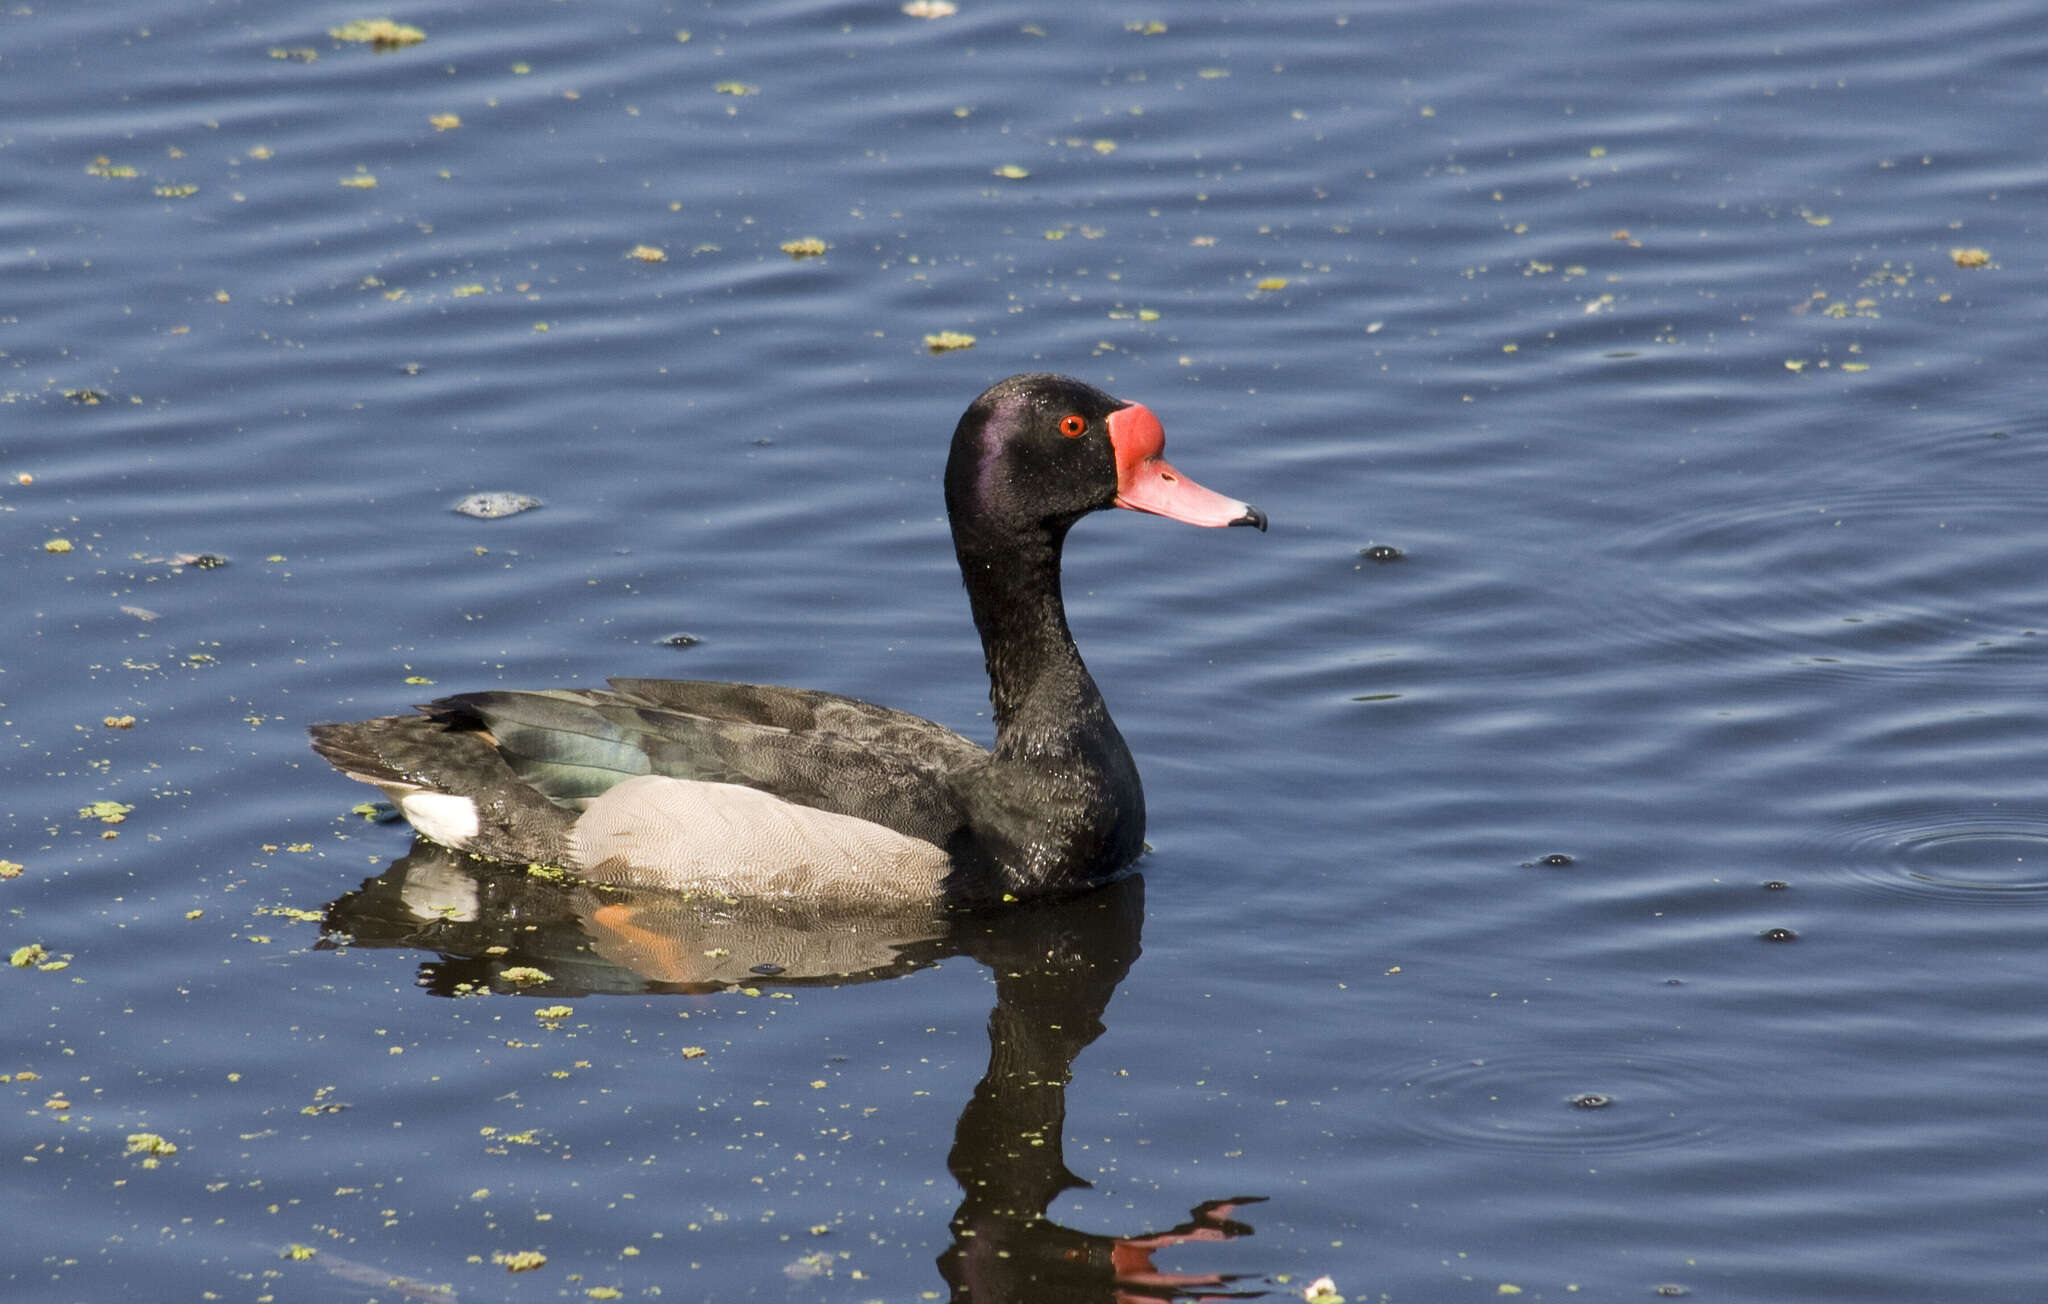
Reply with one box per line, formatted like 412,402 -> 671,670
309,373 -> 1266,905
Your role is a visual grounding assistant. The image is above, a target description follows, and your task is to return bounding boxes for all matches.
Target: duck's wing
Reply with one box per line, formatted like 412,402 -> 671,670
603,677 -> 988,769
433,681 -> 987,849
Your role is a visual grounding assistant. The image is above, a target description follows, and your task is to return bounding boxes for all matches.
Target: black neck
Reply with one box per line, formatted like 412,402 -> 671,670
952,516 -> 1106,755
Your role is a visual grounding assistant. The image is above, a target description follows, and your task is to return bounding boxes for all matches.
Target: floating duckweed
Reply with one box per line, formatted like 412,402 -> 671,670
779,237 -> 827,259
126,1132 -> 179,1157
284,1245 -> 317,1261
494,1250 -> 547,1272
713,81 -> 758,96
1256,277 -> 1289,291
80,801 -> 133,824
681,1046 -> 708,1059
627,244 -> 667,262
924,330 -> 976,354
44,538 -> 73,553
11,943 -> 47,968
86,157 -> 140,179
429,113 -> 461,130
1950,247 -> 1991,268
338,173 -> 378,189
329,19 -> 426,50
499,966 -> 552,985
154,183 -> 199,198
534,1005 -> 573,1020
104,715 -> 136,729
992,164 -> 1029,179
0,860 -> 23,879
902,0 -> 957,14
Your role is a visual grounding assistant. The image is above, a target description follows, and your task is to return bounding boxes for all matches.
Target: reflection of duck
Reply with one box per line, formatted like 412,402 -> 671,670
320,846 -> 1267,1299
319,841 -> 948,995
938,881 -> 1268,1303
310,374 -> 1264,905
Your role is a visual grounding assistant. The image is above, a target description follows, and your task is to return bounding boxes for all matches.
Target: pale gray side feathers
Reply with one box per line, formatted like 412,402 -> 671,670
567,775 -> 952,904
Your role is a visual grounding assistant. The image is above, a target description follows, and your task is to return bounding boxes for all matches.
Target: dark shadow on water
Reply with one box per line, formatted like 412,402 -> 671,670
321,843 -> 1268,1301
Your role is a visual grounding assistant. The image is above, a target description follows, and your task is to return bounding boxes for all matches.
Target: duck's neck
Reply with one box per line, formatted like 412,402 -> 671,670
953,518 -> 1124,765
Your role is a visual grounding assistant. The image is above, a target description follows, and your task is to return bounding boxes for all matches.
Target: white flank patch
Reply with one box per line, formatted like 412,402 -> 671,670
394,789 -> 481,848
568,775 -> 951,901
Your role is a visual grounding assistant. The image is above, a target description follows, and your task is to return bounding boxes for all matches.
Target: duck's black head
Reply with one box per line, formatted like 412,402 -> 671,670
944,373 -> 1266,551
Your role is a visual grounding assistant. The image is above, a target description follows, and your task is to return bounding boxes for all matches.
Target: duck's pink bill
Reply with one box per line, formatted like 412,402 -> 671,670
1106,403 -> 1267,530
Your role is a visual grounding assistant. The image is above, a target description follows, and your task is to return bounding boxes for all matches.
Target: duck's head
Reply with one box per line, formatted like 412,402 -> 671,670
944,373 -> 1267,544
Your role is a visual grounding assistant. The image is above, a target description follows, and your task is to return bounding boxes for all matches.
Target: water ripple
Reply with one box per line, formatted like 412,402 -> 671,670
1597,423 -> 2048,674
1368,1049 -> 1747,1156
1819,806 -> 2048,906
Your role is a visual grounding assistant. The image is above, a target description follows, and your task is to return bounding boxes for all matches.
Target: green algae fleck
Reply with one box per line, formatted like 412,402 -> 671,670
924,330 -> 977,354
329,19 -> 426,50
80,800 -> 133,824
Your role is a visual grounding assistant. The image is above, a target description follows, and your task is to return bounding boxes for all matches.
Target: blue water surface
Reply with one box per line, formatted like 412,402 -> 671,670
4,1 -> 2046,1300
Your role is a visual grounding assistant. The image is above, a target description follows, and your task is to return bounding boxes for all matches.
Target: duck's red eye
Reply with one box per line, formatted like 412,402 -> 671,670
1058,414 -> 1087,438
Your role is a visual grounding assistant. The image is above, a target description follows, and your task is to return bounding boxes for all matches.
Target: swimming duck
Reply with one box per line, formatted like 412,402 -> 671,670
309,373 -> 1265,904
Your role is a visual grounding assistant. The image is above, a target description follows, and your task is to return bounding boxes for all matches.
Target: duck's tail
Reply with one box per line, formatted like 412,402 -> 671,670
308,706 -> 578,869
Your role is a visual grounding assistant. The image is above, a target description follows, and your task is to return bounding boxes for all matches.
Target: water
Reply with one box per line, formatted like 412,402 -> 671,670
5,1 -> 2045,1299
